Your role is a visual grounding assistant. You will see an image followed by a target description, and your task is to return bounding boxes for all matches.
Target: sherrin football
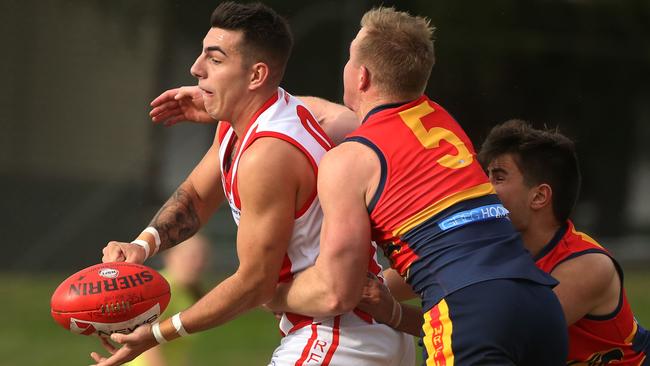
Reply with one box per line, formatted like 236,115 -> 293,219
51,262 -> 170,337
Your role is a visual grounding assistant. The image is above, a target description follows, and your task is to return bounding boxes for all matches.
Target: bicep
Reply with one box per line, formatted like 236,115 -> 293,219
234,141 -> 304,282
235,185 -> 294,279
315,149 -> 374,300
318,187 -> 371,273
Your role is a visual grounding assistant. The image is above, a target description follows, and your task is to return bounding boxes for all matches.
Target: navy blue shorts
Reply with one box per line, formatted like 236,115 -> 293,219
421,279 -> 567,365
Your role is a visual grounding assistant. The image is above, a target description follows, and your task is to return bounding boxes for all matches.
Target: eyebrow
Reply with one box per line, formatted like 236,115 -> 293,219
489,167 -> 508,175
205,45 -> 227,57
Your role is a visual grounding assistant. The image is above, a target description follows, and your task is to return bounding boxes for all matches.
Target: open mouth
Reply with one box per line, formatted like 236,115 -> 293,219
199,86 -> 214,96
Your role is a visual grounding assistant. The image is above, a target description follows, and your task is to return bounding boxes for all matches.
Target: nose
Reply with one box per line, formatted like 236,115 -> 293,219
190,55 -> 204,79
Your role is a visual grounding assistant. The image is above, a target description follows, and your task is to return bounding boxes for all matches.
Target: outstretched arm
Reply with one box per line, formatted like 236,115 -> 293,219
91,138 -> 308,366
102,129 -> 225,263
298,96 -> 359,145
268,142 -> 375,316
149,90 -> 361,143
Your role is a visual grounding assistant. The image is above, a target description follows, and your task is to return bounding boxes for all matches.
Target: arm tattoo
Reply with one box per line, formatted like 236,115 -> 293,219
149,187 -> 201,251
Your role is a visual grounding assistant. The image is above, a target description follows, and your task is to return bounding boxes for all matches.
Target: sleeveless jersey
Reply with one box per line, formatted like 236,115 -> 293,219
217,88 -> 383,334
346,95 -> 555,310
535,220 -> 650,365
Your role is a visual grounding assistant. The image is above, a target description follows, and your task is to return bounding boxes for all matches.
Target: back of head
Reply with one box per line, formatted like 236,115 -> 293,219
358,7 -> 435,99
210,1 -> 293,85
478,119 -> 581,223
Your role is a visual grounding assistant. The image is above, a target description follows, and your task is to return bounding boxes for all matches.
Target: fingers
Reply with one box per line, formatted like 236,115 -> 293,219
102,242 -> 127,263
124,245 -> 146,264
101,336 -> 115,350
103,252 -> 126,263
102,242 -> 144,264
175,86 -> 199,100
150,88 -> 180,107
90,325 -> 154,366
150,106 -> 183,124
90,351 -> 106,364
152,111 -> 183,125
110,332 -> 126,344
150,100 -> 182,117
91,348 -> 131,366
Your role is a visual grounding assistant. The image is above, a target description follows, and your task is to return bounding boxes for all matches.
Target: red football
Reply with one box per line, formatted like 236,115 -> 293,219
51,262 -> 170,337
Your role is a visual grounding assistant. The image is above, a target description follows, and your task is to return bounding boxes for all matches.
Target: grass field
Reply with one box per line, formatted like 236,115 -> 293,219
1,270 -> 648,366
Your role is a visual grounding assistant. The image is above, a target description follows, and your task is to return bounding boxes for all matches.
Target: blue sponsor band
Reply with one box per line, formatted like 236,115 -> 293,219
438,204 -> 509,231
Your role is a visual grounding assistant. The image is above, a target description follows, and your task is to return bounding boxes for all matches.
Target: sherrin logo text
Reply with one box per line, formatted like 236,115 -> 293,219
68,270 -> 154,296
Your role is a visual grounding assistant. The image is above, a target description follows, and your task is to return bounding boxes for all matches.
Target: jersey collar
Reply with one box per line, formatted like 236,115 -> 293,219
533,221 -> 569,262
361,99 -> 416,124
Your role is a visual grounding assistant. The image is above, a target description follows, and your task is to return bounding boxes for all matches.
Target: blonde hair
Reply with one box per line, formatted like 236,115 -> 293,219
358,7 -> 435,98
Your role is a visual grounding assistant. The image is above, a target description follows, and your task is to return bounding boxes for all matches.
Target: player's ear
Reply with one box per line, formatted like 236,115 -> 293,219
359,65 -> 370,92
249,62 -> 269,91
531,183 -> 552,210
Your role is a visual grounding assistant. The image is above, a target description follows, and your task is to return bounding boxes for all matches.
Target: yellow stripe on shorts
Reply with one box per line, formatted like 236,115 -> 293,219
423,299 -> 454,366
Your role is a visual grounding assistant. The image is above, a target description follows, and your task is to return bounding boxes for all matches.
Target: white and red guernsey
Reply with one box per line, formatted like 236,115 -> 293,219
217,88 -> 383,335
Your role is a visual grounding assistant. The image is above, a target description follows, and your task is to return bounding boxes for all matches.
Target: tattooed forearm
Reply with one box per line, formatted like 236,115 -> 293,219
149,186 -> 201,251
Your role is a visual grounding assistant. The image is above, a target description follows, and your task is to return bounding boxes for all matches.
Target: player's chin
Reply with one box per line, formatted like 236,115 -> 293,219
206,108 -> 221,121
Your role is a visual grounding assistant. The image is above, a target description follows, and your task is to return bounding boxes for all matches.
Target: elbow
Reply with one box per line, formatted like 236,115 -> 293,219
321,291 -> 358,315
238,273 -> 278,306
254,279 -> 278,305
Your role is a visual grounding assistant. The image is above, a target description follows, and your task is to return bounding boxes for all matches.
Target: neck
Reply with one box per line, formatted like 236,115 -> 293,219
520,215 -> 563,257
357,90 -> 420,121
230,87 -> 277,138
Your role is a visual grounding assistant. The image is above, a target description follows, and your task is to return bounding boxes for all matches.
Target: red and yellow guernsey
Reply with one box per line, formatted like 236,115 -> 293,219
536,221 -> 650,365
346,96 -> 555,310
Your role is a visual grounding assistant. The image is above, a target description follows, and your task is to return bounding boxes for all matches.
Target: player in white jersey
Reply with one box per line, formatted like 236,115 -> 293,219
93,3 -> 413,366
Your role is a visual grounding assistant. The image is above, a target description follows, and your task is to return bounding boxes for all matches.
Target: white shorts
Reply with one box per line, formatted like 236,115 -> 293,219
268,312 -> 415,366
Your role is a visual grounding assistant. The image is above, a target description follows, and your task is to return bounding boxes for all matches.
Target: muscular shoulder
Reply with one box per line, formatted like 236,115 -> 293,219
322,141 -> 378,177
552,252 -> 617,289
552,252 -> 621,321
237,137 -> 312,197
319,141 -> 380,202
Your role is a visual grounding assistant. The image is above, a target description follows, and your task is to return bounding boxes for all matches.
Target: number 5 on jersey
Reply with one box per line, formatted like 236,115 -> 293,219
399,102 -> 473,169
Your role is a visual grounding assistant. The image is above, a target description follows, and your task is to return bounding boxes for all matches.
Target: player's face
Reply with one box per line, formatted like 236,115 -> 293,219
486,153 -> 535,232
343,28 -> 364,112
190,27 -> 251,122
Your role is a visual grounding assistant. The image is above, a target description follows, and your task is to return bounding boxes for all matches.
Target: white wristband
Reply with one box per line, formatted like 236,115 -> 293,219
131,227 -> 161,259
151,323 -> 167,344
389,297 -> 403,328
131,239 -> 150,259
143,227 -> 161,255
393,301 -> 403,328
171,313 -> 189,337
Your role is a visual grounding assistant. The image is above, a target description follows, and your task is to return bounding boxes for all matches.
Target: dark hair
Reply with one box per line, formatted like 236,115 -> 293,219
210,1 -> 293,84
478,119 -> 581,222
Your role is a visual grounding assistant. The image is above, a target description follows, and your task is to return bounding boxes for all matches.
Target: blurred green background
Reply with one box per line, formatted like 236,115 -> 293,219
0,0 -> 648,365
1,270 -> 649,365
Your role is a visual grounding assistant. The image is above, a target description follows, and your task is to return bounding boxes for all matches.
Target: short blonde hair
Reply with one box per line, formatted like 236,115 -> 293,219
358,7 -> 435,98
